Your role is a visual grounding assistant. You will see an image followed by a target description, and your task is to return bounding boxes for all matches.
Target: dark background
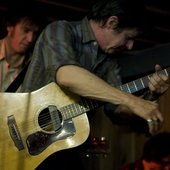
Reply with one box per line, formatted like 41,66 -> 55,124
0,1 -> 170,169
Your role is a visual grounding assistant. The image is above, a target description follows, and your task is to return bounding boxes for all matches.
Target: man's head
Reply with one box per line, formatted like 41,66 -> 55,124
4,2 -> 47,54
142,132 -> 170,170
87,0 -> 151,54
87,0 -> 149,31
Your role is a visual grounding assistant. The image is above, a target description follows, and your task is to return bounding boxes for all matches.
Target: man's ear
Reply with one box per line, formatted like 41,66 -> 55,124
106,16 -> 119,29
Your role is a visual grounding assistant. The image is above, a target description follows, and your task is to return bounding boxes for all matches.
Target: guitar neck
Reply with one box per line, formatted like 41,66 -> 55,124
117,67 -> 170,94
60,98 -> 100,120
60,67 -> 170,120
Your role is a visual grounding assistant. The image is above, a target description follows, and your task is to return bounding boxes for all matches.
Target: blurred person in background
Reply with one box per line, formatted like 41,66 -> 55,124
0,1 -> 47,92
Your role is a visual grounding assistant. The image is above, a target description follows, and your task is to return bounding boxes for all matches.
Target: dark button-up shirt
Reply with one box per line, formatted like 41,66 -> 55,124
22,17 -> 121,93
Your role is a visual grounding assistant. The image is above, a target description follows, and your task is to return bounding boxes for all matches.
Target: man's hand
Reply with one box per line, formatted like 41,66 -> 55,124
127,96 -> 163,135
148,64 -> 170,95
138,64 -> 170,134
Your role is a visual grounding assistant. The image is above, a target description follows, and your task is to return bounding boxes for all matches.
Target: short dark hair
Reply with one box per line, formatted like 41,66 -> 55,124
87,0 -> 151,32
5,1 -> 48,33
142,132 -> 170,163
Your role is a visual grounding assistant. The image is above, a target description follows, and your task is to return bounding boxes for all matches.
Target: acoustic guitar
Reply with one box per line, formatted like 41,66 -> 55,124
0,67 -> 169,170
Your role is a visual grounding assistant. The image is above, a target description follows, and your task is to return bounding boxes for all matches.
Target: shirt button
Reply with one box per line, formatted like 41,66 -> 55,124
93,41 -> 97,46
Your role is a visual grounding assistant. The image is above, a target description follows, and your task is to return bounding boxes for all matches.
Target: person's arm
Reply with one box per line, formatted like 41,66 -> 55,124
56,65 -> 164,128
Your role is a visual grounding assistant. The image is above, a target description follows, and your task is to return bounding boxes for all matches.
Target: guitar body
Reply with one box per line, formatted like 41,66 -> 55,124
0,83 -> 90,170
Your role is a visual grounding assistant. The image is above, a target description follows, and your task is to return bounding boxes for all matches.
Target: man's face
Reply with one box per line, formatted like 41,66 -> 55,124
98,27 -> 139,54
94,16 -> 139,54
7,20 -> 40,54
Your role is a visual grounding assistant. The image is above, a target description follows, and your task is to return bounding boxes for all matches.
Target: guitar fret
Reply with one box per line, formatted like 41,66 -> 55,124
77,104 -> 83,114
164,69 -> 168,76
133,81 -> 137,91
61,107 -> 67,119
60,98 -> 100,121
140,78 -> 145,88
119,74 -> 149,93
73,103 -> 84,117
67,105 -> 72,118
128,81 -> 136,93
148,75 -> 151,80
70,104 -> 76,117
136,79 -> 143,91
126,83 -> 131,93
64,105 -> 71,119
74,103 -> 79,115
68,105 -> 73,117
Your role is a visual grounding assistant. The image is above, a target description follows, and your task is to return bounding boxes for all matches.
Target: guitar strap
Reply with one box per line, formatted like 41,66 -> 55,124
5,59 -> 30,92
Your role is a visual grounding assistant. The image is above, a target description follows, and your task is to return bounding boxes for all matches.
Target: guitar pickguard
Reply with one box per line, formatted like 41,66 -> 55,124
27,119 -> 76,155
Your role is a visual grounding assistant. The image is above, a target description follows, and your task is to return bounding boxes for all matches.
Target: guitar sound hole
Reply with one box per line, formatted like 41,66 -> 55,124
38,105 -> 62,133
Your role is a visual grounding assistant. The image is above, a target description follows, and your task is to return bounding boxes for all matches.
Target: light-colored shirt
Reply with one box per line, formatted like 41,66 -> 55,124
0,39 -> 24,92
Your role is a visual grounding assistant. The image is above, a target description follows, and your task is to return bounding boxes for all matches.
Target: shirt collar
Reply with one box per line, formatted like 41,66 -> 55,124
81,17 -> 96,43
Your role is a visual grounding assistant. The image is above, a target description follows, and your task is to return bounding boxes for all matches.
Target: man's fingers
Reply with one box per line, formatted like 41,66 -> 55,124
147,119 -> 162,135
155,64 -> 162,72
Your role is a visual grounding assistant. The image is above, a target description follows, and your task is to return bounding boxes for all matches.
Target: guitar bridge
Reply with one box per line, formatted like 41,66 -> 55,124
7,115 -> 24,150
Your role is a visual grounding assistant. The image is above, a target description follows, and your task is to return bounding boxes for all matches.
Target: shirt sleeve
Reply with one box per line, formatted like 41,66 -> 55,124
21,21 -> 80,92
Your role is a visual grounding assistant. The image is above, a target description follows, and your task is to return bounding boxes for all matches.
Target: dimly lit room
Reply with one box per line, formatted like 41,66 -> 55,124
0,0 -> 170,170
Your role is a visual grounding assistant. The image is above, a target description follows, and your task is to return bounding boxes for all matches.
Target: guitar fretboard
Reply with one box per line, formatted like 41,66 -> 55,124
60,98 -> 99,120
118,67 -> 170,94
